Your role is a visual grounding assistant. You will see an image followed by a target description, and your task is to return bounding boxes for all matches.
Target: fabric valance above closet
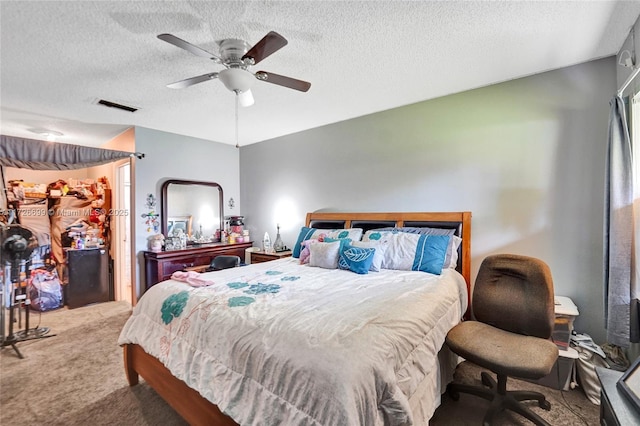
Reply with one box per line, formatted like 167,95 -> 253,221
0,134 -> 143,170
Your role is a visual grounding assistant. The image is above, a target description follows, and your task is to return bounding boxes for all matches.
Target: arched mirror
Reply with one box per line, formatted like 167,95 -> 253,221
161,180 -> 224,242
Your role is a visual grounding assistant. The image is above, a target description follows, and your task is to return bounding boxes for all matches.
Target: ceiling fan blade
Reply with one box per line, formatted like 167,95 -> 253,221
242,31 -> 288,65
255,71 -> 311,92
167,72 -> 219,89
158,33 -> 221,61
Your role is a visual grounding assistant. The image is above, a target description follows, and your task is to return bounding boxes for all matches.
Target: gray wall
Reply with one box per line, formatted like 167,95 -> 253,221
133,127 -> 240,296
240,57 -> 616,344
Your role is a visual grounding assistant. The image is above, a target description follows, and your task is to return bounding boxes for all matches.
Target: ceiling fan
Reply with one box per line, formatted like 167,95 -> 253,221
158,31 -> 311,106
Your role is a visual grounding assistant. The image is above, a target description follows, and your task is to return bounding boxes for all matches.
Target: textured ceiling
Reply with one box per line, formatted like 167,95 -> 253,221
1,1 -> 639,148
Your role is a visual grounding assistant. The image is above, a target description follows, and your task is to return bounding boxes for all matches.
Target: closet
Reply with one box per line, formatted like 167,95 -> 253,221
1,135 -> 139,309
4,176 -> 113,308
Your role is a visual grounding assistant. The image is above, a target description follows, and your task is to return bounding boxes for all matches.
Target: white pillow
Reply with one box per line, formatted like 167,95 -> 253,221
364,230 -> 462,270
362,231 -> 450,274
351,240 -> 387,272
292,227 -> 363,258
309,241 -> 341,269
326,228 -> 363,241
445,235 -> 462,269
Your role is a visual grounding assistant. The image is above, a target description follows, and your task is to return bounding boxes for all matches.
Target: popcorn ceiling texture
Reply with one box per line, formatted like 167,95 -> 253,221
1,1 -> 639,147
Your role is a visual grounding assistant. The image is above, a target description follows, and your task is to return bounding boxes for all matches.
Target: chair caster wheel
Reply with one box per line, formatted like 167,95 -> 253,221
539,399 -> 551,410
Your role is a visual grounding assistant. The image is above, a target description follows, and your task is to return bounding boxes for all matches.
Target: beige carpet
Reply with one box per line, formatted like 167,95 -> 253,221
1,302 -> 186,426
1,302 -> 598,425
430,362 -> 598,425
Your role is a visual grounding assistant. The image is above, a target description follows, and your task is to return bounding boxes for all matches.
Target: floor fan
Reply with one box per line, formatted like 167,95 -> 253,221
1,224 -> 54,358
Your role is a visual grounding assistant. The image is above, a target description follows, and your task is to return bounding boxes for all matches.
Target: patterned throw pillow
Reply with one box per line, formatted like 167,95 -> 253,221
338,244 -> 376,274
323,236 -> 352,250
292,227 -> 363,258
350,240 -> 387,272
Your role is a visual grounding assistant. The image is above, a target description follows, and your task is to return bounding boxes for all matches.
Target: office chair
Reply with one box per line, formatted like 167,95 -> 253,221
206,255 -> 241,272
445,254 -> 559,426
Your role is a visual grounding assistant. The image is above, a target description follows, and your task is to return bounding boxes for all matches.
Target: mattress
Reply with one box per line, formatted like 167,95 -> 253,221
118,257 -> 467,425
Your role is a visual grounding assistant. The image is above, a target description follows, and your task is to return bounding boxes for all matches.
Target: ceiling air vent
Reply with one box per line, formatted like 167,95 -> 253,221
97,99 -> 138,113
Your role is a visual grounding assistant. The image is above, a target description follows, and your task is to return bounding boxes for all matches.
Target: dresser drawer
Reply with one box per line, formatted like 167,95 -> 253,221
251,253 -> 277,263
161,254 -> 213,278
144,242 -> 253,290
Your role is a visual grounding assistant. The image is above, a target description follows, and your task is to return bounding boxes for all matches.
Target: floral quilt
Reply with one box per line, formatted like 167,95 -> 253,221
118,257 -> 467,425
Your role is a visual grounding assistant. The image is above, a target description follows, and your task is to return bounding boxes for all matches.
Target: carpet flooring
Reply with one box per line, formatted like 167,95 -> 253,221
1,301 -> 599,425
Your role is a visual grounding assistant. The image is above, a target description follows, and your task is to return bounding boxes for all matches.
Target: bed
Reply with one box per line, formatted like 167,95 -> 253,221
119,211 -> 472,425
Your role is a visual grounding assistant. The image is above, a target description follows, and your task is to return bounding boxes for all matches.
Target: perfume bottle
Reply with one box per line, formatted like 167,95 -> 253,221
263,232 -> 272,253
273,224 -> 285,252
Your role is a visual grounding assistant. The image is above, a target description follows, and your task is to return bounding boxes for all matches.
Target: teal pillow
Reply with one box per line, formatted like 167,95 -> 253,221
338,244 -> 376,274
412,235 -> 450,274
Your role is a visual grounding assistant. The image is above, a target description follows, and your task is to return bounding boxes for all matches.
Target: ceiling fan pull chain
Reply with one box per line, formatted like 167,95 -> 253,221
235,94 -> 239,149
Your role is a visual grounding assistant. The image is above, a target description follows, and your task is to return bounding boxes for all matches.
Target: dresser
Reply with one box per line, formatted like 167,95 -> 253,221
144,242 -> 252,290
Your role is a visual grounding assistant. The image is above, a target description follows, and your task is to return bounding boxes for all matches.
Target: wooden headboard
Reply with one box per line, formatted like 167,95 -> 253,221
305,211 -> 472,309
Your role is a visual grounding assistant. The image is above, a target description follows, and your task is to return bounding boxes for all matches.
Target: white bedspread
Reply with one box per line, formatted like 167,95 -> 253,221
118,258 -> 467,425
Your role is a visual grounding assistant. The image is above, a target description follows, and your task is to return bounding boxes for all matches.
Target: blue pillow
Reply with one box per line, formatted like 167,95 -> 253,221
412,235 -> 450,274
338,244 -> 376,274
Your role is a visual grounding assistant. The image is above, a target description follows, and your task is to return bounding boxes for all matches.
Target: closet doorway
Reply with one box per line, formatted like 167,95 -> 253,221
114,161 -> 132,305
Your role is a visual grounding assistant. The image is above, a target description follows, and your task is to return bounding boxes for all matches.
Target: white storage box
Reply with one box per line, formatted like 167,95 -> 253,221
525,296 -> 580,391
553,296 -> 579,350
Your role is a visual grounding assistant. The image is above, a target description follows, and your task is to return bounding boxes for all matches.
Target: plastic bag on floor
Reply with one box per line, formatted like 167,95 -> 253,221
572,333 -> 608,405
27,268 -> 62,311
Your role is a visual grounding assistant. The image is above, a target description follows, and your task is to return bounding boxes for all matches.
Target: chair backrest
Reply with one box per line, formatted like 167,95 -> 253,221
472,254 -> 555,339
210,255 -> 241,271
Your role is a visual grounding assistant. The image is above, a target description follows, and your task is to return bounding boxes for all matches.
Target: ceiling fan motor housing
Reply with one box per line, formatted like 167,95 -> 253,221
218,39 -> 252,66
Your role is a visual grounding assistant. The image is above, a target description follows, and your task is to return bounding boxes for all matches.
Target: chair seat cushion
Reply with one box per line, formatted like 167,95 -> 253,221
446,321 -> 559,379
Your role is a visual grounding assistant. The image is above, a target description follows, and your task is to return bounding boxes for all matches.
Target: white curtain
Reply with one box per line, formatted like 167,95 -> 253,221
604,95 -> 638,347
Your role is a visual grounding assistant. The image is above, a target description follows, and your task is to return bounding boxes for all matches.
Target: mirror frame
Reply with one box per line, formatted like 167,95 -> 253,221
160,179 -> 224,238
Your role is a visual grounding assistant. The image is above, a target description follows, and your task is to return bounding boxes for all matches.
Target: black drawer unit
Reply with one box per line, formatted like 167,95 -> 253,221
65,247 -> 111,309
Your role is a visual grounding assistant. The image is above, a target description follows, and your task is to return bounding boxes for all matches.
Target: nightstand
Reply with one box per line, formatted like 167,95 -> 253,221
250,250 -> 292,264
597,366 -> 640,425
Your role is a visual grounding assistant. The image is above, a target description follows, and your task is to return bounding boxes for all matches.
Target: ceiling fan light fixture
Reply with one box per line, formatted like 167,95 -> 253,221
238,89 -> 254,107
218,68 -> 255,93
